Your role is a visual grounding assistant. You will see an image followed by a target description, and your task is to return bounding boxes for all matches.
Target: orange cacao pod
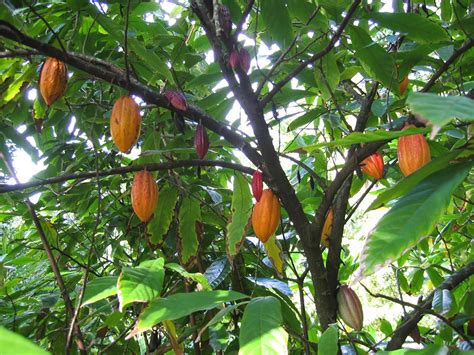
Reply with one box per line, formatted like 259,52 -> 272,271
397,124 -> 431,176
337,284 -> 364,331
39,57 -> 67,106
251,170 -> 263,202
110,96 -> 141,153
251,189 -> 280,243
131,170 -> 158,222
399,76 -> 409,95
194,123 -> 210,159
321,208 -> 333,248
360,152 -> 384,180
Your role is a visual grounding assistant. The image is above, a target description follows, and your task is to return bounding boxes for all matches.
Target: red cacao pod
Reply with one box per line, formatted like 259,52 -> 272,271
239,48 -> 251,73
251,170 -> 263,202
218,5 -> 232,35
397,124 -> 431,176
229,49 -> 239,70
399,76 -> 409,95
360,151 -> 384,180
337,284 -> 364,331
110,95 -> 141,153
39,57 -> 67,106
194,123 -> 210,159
165,90 -> 187,111
321,208 -> 333,248
252,189 -> 281,243
131,170 -> 158,222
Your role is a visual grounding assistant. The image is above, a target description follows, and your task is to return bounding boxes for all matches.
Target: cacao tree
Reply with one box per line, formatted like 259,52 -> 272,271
0,0 -> 473,354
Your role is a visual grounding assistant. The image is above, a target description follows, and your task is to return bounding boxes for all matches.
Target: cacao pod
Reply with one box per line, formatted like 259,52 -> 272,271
397,124 -> 431,176
165,90 -> 187,111
251,189 -> 280,243
194,122 -> 210,159
39,57 -> 67,106
131,170 -> 158,222
321,208 -> 333,248
360,151 -> 384,180
399,76 -> 409,95
229,49 -> 239,70
110,95 -> 141,153
218,5 -> 232,35
337,284 -> 364,331
251,170 -> 263,202
239,48 -> 251,73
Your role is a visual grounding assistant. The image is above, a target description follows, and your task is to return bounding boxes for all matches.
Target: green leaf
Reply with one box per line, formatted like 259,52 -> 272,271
318,324 -> 338,355
178,197 -> 201,264
239,296 -> 288,355
226,173 -> 252,259
369,12 -> 450,44
261,0 -> 293,47
314,50 -> 340,100
379,319 -> 393,336
131,290 -> 247,336
0,327 -> 49,355
165,263 -> 211,290
407,93 -> 474,129
432,289 -> 454,316
378,344 -> 449,354
117,258 -> 165,312
359,162 -> 472,278
147,187 -> 178,244
287,109 -> 326,132
368,150 -> 461,210
349,26 -> 397,91
82,276 -> 118,307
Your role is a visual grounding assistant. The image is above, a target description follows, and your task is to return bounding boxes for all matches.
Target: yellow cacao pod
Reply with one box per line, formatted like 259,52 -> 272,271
399,76 -> 409,96
131,170 -> 158,222
110,96 -> 141,153
251,189 -> 280,243
321,208 -> 333,248
39,57 -> 67,106
397,124 -> 431,176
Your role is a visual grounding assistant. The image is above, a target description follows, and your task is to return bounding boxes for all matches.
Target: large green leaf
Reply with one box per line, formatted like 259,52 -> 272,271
314,50 -> 340,100
226,173 -> 252,259
368,150 -> 462,210
165,263 -> 211,290
130,290 -> 247,336
178,197 -> 202,264
147,187 -> 178,244
82,276 -> 118,307
359,162 -> 472,278
369,12 -> 450,44
117,258 -> 165,311
0,327 -> 49,355
318,324 -> 338,355
239,296 -> 288,355
349,26 -> 397,91
378,344 -> 449,354
407,93 -> 474,129
261,0 -> 293,47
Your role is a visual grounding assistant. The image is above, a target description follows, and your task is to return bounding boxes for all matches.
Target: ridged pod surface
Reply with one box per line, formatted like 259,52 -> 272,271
251,189 -> 280,243
397,124 -> 431,176
239,48 -> 251,73
165,90 -> 187,111
110,96 -> 141,153
194,123 -> 210,159
337,285 -> 364,331
229,50 -> 239,69
321,208 -> 333,248
251,170 -> 263,202
39,57 -> 67,106
399,77 -> 409,95
360,152 -> 384,180
131,170 -> 158,222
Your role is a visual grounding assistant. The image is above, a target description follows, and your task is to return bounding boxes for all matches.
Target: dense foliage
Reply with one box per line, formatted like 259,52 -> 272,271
0,0 -> 473,354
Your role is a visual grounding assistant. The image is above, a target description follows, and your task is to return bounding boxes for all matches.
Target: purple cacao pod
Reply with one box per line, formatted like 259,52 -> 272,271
194,123 -> 210,159
239,48 -> 251,73
251,170 -> 263,202
165,90 -> 187,111
218,5 -> 232,35
337,285 -> 364,331
229,49 -> 239,70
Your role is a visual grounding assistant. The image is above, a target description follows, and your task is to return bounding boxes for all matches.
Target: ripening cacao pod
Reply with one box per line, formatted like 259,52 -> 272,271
218,5 -> 232,35
239,48 -> 251,73
397,124 -> 431,176
252,189 -> 280,243
252,170 -> 263,202
110,95 -> 141,153
337,284 -> 364,331
229,49 -> 239,70
360,151 -> 384,180
39,57 -> 67,106
131,170 -> 158,222
399,76 -> 409,95
165,90 -> 187,111
321,208 -> 333,248
194,123 -> 210,159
